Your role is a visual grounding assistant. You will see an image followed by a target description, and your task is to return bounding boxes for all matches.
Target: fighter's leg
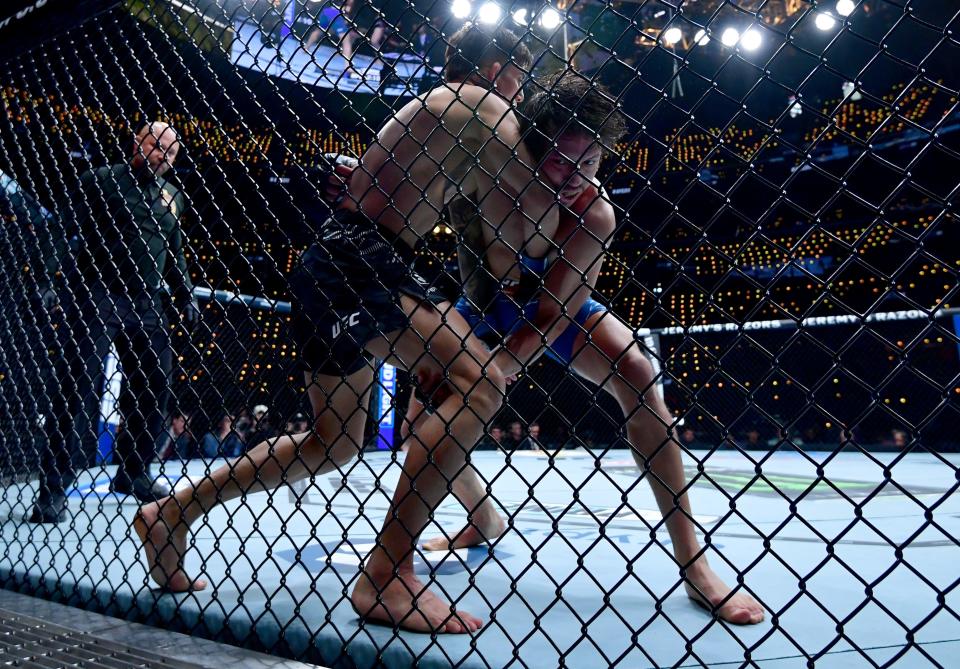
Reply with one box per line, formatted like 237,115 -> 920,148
303,27 -> 321,51
134,365 -> 375,592
368,22 -> 386,52
401,302 -> 505,552
404,393 -> 506,551
568,311 -> 764,625
351,296 -> 505,633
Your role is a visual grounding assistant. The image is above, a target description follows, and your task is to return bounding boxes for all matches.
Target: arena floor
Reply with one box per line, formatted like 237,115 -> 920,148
1,449 -> 957,668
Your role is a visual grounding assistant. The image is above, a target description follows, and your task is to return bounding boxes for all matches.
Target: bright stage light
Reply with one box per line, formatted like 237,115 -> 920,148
740,27 -> 762,50
788,95 -> 802,118
663,27 -> 682,45
477,1 -> 502,24
694,29 -> 710,45
540,7 -> 562,30
512,8 -> 528,25
815,12 -> 837,31
835,0 -> 855,17
451,0 -> 472,19
842,80 -> 862,101
721,27 -> 740,47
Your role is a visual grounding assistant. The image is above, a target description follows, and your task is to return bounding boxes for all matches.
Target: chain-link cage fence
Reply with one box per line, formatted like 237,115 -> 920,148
0,0 -> 958,666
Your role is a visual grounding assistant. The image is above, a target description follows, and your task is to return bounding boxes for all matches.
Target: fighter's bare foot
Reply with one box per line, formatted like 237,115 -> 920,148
133,500 -> 207,592
351,570 -> 483,633
683,560 -> 764,625
422,513 -> 506,552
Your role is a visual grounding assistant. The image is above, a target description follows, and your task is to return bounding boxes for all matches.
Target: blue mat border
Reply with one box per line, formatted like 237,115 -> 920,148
4,565 -> 955,669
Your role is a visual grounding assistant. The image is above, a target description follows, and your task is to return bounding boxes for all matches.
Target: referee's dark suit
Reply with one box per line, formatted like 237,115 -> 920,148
30,122 -> 199,523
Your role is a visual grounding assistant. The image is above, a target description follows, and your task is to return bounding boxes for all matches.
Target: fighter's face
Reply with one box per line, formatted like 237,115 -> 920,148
132,128 -> 179,177
172,415 -> 186,431
474,61 -> 526,105
493,63 -> 526,104
540,133 -> 602,206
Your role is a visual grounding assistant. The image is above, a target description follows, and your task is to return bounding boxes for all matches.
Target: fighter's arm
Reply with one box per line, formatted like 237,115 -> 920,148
498,193 -> 616,375
447,196 -> 500,308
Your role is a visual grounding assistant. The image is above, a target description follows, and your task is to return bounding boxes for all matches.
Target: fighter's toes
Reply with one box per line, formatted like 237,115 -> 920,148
155,570 -> 206,593
452,610 -> 483,632
718,594 -> 765,625
421,536 -> 451,552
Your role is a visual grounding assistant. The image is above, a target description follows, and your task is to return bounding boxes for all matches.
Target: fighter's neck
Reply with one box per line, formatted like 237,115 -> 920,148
443,77 -> 498,97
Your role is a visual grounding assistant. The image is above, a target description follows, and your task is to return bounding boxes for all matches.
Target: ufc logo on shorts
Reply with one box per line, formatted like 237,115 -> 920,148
331,311 -> 360,338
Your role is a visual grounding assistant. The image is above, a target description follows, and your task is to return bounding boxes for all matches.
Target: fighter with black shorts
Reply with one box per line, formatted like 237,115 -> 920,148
289,210 -> 443,376
134,24 -> 558,634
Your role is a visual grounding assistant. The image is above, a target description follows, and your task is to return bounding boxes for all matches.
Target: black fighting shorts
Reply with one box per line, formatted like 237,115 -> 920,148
289,210 -> 441,376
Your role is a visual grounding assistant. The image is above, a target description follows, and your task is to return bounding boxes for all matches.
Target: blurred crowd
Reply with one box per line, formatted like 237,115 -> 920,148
151,405 -> 311,461
148,410 -> 924,462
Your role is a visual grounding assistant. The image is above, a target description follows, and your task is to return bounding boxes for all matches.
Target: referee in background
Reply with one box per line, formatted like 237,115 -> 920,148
30,121 -> 199,523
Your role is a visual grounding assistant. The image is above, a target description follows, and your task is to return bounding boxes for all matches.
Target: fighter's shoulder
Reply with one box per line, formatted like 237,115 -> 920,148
472,89 -> 516,124
432,84 -> 513,120
458,84 -> 511,108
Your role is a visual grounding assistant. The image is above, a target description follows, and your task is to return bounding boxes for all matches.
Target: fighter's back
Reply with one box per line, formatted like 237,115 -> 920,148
350,83 -> 530,249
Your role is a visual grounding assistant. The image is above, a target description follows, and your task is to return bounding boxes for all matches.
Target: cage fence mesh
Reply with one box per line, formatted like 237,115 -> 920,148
0,0 -> 958,667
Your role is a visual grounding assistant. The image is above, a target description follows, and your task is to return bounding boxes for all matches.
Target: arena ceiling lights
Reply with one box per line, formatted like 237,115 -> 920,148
477,1 -> 503,24
450,1 -> 564,31
835,0 -> 856,17
448,0 -> 854,57
538,7 -> 562,30
451,0 -> 472,19
651,0 -> 851,54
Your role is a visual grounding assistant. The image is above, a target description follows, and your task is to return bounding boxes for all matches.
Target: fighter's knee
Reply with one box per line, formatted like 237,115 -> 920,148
298,430 -> 323,453
611,353 -> 658,404
297,429 -> 327,455
454,362 -> 504,419
618,352 -> 656,382
481,362 -> 506,396
302,430 -> 359,467
470,383 -> 502,422
479,369 -> 506,417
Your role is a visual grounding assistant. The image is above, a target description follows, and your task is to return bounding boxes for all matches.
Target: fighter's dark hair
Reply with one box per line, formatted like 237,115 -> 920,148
519,71 -> 626,161
444,23 -> 532,83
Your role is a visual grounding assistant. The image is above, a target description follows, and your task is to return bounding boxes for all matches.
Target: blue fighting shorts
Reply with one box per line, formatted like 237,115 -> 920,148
454,293 -> 607,364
